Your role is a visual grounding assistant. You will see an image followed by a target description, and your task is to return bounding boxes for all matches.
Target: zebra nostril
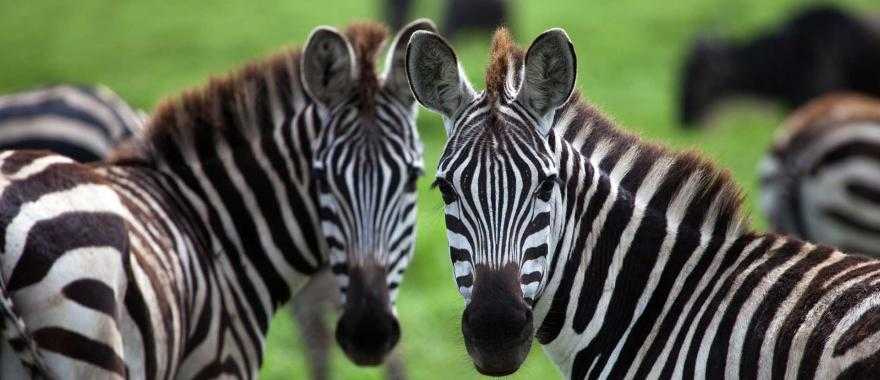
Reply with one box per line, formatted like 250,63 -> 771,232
336,309 -> 400,366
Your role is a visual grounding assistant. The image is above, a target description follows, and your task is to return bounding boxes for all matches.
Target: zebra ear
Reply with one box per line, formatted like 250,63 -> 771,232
383,19 -> 438,105
406,31 -> 475,126
302,27 -> 357,108
516,28 -> 576,133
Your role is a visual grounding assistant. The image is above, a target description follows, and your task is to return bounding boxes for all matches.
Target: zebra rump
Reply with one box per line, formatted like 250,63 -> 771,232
761,93 -> 880,257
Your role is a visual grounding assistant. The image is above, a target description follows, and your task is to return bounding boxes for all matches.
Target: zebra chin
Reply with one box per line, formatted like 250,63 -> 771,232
461,264 -> 533,376
334,264 -> 400,366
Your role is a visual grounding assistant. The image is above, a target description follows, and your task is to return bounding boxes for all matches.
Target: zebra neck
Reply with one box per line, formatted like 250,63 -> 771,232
534,135 -> 750,359
125,98 -> 328,317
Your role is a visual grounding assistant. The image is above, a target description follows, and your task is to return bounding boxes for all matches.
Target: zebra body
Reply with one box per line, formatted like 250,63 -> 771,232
406,28 -> 880,378
0,81 -> 409,380
0,19 -> 433,379
0,84 -> 144,162
761,93 -> 880,257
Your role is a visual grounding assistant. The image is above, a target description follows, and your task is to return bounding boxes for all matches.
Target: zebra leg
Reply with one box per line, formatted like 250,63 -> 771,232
291,270 -> 337,380
383,347 -> 407,380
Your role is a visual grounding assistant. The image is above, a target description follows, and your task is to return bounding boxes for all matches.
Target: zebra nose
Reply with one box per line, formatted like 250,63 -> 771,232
335,308 -> 400,366
334,263 -> 399,366
461,294 -> 533,376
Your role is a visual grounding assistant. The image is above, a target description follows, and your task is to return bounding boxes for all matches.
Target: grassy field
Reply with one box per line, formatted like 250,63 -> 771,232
1,0 -> 876,378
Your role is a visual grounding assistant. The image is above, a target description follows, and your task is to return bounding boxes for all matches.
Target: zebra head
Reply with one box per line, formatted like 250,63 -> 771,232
407,28 -> 576,375
301,19 -> 435,366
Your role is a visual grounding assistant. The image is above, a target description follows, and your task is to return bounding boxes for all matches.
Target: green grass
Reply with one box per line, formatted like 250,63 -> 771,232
1,0 -> 875,378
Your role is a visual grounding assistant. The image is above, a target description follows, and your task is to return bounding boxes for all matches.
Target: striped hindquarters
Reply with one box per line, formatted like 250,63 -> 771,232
0,84 -> 144,162
760,94 -> 880,257
0,150 -> 131,379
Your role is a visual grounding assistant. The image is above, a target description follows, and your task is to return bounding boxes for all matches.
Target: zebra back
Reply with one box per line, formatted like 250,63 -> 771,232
0,84 -> 144,162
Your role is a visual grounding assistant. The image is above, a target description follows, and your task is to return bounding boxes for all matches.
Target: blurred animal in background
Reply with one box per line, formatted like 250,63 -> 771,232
761,93 -> 880,257
442,0 -> 508,40
0,81 -> 409,380
680,6 -> 880,127
386,0 -> 508,39
0,84 -> 144,161
386,0 -> 414,31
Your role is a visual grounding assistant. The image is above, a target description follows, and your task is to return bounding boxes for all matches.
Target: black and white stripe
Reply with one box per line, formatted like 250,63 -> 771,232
408,28 -> 880,379
0,84 -> 144,162
0,20 -> 432,379
761,93 -> 880,258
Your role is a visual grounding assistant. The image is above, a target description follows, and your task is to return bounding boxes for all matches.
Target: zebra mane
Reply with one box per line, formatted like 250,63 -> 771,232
109,46 -> 306,166
485,27 -> 524,102
780,93 -> 880,134
344,22 -> 389,114
111,21 -> 391,166
554,91 -> 749,232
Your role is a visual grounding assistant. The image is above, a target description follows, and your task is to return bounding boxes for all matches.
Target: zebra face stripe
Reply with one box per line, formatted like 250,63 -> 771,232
435,96 -> 558,305
312,90 -> 422,306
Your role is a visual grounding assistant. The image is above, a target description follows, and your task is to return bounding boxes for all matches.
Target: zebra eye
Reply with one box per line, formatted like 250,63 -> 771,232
312,167 -> 327,188
431,177 -> 458,204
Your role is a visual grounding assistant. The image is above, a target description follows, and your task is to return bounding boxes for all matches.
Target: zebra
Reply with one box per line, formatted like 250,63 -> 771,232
0,83 -> 409,379
406,27 -> 880,378
0,84 -> 145,162
760,93 -> 880,258
0,18 -> 433,379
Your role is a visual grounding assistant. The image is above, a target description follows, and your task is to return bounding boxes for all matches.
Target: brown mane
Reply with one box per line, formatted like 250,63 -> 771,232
782,93 -> 880,133
485,27 -> 524,101
111,21 -> 393,165
554,91 -> 748,232
344,22 -> 389,113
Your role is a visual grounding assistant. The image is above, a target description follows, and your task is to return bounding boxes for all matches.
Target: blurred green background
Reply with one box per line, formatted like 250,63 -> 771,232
1,0 -> 876,378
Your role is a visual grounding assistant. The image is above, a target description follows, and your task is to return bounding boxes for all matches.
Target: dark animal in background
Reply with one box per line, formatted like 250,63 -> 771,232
442,0 -> 508,40
385,0 -> 413,31
680,6 -> 880,127
386,0 -> 508,39
761,93 -> 880,257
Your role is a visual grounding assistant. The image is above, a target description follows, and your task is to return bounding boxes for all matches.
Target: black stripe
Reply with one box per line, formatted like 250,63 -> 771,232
535,165 -> 609,344
32,327 -> 126,376
8,212 -> 128,292
704,240 -> 803,379
0,97 -> 114,139
810,141 -> 880,175
62,279 -> 118,317
738,245 -> 833,379
846,181 -> 880,206
824,208 -> 880,235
